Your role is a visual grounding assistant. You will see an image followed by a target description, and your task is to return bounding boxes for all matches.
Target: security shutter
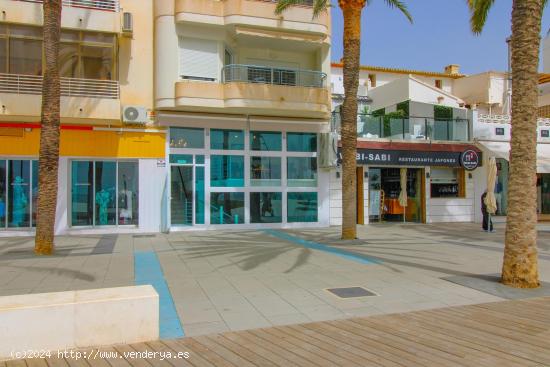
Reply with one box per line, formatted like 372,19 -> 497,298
179,38 -> 219,81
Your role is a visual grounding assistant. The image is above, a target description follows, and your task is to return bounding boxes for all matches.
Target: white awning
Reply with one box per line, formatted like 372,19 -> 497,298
477,141 -> 550,174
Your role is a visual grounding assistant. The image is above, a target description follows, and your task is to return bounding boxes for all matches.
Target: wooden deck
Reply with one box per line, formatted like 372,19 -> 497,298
6,296 -> 550,367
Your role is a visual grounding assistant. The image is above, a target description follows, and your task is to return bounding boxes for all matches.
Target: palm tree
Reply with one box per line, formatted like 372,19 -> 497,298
276,0 -> 411,239
34,0 -> 62,255
468,0 -> 544,288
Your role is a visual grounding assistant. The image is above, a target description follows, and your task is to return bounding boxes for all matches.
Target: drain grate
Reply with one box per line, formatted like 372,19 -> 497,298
133,234 -> 156,238
326,287 -> 377,299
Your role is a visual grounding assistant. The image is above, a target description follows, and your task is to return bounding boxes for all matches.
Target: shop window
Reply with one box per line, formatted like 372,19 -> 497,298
210,192 -> 244,224
169,154 -> 193,164
287,192 -> 318,223
118,162 -> 139,226
0,161 -> 5,228
32,161 -> 38,227
250,157 -> 281,187
195,167 -> 205,224
210,155 -> 244,187
496,158 -> 508,215
430,168 -> 465,198
287,132 -> 317,152
170,127 -> 204,149
8,160 -> 31,228
287,157 -> 317,187
71,161 -> 139,227
250,131 -> 282,151
210,129 -> 244,150
250,192 -> 282,223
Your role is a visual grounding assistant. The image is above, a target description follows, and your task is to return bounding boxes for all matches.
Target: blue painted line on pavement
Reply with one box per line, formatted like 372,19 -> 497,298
134,251 -> 185,339
264,229 -> 380,265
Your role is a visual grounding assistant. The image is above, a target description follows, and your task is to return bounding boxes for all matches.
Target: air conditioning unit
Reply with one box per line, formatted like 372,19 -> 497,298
122,106 -> 148,125
122,12 -> 133,36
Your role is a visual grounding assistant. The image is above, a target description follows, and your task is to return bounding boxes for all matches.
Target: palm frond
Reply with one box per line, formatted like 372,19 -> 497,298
312,0 -> 331,19
275,0 -> 329,18
274,0 -> 304,15
467,0 -> 495,35
383,0 -> 413,23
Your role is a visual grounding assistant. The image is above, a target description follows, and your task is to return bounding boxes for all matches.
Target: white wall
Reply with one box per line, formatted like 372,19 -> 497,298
329,166 -> 368,226
427,172 -> 476,223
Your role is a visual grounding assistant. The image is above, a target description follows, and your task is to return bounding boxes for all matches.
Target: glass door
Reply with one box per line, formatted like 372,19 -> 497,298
368,168 -> 382,222
170,166 -> 194,226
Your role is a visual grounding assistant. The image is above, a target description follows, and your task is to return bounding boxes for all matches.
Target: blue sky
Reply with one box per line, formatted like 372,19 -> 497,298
330,0 -> 550,75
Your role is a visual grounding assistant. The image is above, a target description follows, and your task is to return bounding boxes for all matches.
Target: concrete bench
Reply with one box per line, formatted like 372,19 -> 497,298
0,285 -> 159,360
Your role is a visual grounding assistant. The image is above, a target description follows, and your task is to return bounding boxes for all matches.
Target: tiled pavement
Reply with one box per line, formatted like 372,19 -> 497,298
0,223 -> 549,337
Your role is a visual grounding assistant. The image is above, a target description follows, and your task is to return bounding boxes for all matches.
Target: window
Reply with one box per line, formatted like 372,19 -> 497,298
430,168 -> 464,198
210,155 -> 244,187
250,131 -> 282,151
0,38 -> 7,73
224,48 -> 232,66
71,161 -> 139,227
210,129 -> 244,150
179,38 -> 219,81
0,159 -> 38,229
10,38 -> 42,75
250,157 -> 281,186
288,192 -> 318,222
210,192 -> 244,224
169,154 -> 193,164
81,45 -> 113,80
287,132 -> 317,152
0,161 -> 5,228
170,127 -> 204,149
250,192 -> 282,223
287,157 -> 317,187
368,74 -> 376,88
435,79 -> 442,89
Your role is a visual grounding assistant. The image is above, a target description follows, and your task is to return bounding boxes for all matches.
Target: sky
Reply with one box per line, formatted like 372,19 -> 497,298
329,0 -> 550,75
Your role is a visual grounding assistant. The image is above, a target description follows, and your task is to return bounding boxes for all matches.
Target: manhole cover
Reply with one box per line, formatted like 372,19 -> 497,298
326,287 -> 377,298
133,234 -> 156,238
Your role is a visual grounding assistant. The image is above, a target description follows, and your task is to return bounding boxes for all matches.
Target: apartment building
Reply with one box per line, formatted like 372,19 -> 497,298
0,0 -> 163,235
330,63 -> 481,225
154,0 -> 332,230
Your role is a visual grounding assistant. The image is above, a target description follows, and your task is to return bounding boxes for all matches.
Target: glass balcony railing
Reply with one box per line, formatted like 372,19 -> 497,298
18,0 -> 119,11
222,64 -> 326,88
331,113 -> 471,142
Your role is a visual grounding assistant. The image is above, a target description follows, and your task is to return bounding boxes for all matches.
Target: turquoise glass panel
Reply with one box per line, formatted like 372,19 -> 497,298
287,192 -> 318,223
195,166 -> 205,224
210,155 -> 244,187
32,160 -> 38,227
169,154 -> 193,164
71,161 -> 93,226
287,157 -> 317,187
118,162 -> 138,225
250,157 -> 281,187
170,127 -> 204,148
250,131 -> 282,151
170,166 -> 193,225
210,192 -> 244,224
95,161 -> 116,226
250,192 -> 282,223
287,132 -> 317,152
0,160 -> 6,228
210,129 -> 244,150
8,160 -> 30,228
195,155 -> 205,164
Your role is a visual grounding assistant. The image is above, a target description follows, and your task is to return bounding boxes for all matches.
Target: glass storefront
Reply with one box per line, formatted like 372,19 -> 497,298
495,158 -> 509,216
70,160 -> 139,227
538,174 -> 550,215
168,127 -> 320,226
0,159 -> 38,229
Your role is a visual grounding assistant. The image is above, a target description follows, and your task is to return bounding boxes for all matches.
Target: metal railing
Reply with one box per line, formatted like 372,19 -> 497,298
18,0 -> 119,11
222,64 -> 326,88
332,112 -> 471,142
0,73 -> 120,99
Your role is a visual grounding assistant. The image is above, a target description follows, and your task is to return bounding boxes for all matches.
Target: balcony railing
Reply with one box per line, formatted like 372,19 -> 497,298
0,73 -> 120,99
18,0 -> 119,11
332,113 -> 471,142
222,64 -> 326,88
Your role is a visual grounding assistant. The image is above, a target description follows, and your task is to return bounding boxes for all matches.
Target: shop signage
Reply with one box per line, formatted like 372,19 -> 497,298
460,150 -> 480,171
338,148 -> 481,169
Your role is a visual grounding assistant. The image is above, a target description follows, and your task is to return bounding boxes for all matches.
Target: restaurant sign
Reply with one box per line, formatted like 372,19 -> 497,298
338,149 -> 481,169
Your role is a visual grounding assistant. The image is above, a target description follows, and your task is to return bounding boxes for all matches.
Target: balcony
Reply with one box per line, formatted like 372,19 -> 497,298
222,64 -> 326,88
332,113 -> 471,142
173,65 -> 330,118
2,0 -> 120,33
173,0 -> 330,38
18,0 -> 119,11
0,73 -> 121,124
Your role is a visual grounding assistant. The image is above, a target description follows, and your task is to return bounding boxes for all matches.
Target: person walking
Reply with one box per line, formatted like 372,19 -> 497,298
481,190 -> 494,232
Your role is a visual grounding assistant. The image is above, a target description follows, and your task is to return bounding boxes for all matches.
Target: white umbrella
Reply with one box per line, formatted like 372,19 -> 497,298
399,168 -> 408,222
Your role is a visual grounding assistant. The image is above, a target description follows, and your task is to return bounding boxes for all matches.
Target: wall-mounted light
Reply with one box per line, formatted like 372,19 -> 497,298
336,171 -> 340,179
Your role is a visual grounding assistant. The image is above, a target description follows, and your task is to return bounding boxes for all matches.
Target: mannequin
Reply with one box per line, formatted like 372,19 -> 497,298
95,189 -> 111,225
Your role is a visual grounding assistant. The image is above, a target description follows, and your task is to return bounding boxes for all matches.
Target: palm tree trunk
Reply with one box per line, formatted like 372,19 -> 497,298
34,0 -> 62,255
502,0 -> 542,288
339,1 -> 363,240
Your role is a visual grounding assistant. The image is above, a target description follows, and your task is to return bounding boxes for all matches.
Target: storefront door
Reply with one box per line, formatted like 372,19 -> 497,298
170,166 -> 194,226
539,174 -> 550,220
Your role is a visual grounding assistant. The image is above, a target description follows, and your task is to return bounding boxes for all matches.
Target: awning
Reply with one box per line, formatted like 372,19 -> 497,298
477,141 -> 550,174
